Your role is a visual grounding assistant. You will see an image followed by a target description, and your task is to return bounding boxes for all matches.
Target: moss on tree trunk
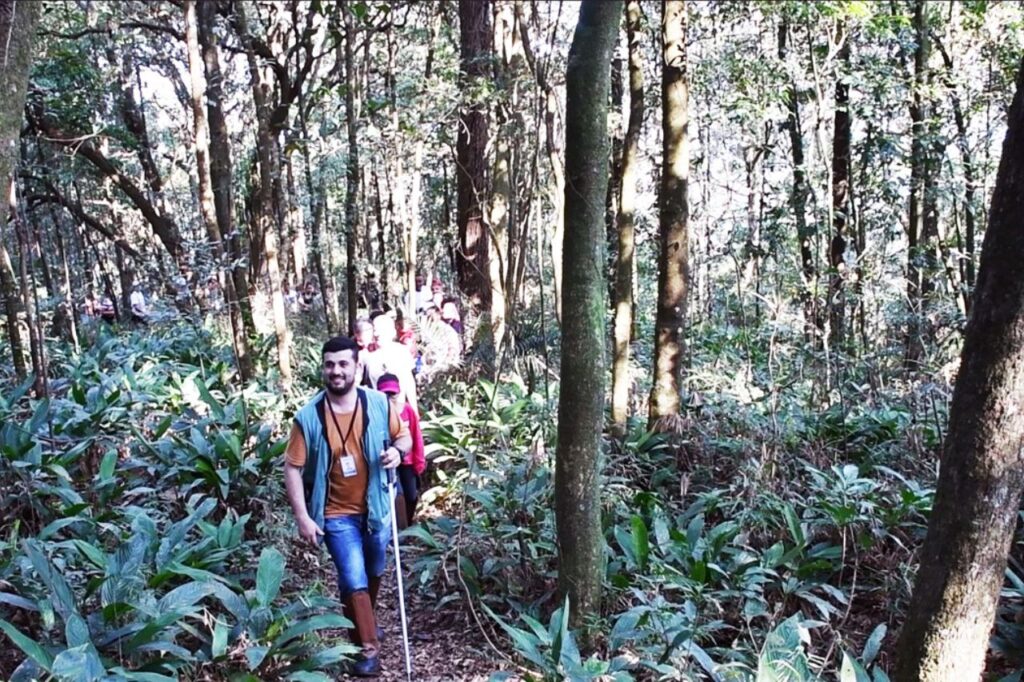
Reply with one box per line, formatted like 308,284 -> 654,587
556,0 -> 621,631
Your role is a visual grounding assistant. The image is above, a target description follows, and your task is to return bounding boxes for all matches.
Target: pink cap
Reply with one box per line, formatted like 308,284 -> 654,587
377,378 -> 401,395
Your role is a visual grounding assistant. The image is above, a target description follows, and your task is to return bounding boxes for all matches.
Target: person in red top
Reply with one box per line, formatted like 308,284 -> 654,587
377,373 -> 425,528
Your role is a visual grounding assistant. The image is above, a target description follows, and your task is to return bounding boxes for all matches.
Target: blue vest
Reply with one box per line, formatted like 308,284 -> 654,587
293,388 -> 393,533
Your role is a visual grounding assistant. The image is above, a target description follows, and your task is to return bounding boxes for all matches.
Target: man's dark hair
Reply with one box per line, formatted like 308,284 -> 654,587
322,335 -> 359,357
368,309 -> 386,322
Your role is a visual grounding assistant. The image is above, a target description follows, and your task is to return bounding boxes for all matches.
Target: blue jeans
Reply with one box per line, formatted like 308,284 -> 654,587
322,515 -> 391,598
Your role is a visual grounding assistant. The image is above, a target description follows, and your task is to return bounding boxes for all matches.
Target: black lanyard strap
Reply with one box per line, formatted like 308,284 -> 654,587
326,398 -> 360,457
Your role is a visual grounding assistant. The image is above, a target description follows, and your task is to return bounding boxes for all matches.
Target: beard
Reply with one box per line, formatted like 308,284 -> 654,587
324,373 -> 355,396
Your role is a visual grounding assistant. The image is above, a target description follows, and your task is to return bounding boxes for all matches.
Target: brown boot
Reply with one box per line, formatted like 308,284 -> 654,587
342,599 -> 360,647
367,576 -> 386,642
394,494 -> 409,531
346,591 -> 380,677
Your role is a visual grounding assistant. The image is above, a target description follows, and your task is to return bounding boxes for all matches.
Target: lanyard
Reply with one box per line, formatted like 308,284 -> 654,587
326,398 -> 360,457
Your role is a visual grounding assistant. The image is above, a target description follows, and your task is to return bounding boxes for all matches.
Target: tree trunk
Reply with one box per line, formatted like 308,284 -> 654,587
556,0 -> 620,630
904,0 -> 929,369
893,56 -> 1024,682
457,0 -> 492,308
648,0 -> 690,426
0,0 -> 40,381
198,0 -> 255,340
54,228 -> 80,353
828,22 -> 851,350
934,35 -> 978,315
606,39 -> 624,308
611,0 -> 643,435
186,0 -> 253,382
236,0 -> 291,386
779,18 -> 816,341
345,5 -> 360,332
13,213 -> 44,395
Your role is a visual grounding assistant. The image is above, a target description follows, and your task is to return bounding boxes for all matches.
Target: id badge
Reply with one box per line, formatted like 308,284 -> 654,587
339,454 -> 357,477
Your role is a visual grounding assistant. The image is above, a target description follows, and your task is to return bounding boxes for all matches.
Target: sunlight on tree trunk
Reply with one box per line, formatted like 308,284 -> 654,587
185,0 -> 253,383
649,0 -> 690,427
611,0 -> 643,436
894,56 -> 1024,682
236,0 -> 291,387
457,0 -> 492,309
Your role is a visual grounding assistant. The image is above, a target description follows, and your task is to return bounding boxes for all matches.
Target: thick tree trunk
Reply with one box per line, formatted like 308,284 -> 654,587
648,0 -> 690,425
236,1 -> 291,386
611,0 -> 643,435
556,0 -> 620,630
457,0 -> 492,308
779,19 -> 816,341
198,0 -> 256,340
186,0 -> 253,382
893,56 -> 1024,682
828,23 -> 851,350
0,0 -> 40,381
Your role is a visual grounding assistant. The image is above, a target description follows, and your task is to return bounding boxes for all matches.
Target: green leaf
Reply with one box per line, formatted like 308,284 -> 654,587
212,619 -> 229,659
783,503 -> 805,548
0,619 -> 54,671
245,644 -> 270,670
72,539 -> 107,570
98,448 -> 118,480
256,548 -> 285,607
481,603 -> 547,670
287,672 -> 333,682
157,581 -> 214,614
273,613 -> 352,648
631,515 -> 650,572
862,623 -> 886,666
841,650 -> 872,682
195,378 -> 225,420
52,644 -> 105,682
65,613 -> 91,647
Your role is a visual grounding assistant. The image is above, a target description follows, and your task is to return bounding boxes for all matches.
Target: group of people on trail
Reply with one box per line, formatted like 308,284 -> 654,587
284,334 -> 427,677
281,271 -> 466,677
81,285 -> 150,328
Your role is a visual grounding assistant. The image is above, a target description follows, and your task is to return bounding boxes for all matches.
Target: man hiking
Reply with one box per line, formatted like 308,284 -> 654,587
283,335 -> 413,677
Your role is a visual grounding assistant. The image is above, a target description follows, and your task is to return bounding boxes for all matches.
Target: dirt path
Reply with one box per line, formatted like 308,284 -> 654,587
369,563 -> 501,681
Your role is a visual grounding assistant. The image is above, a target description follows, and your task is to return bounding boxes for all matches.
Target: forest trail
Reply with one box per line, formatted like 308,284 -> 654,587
373,561 -> 498,681
285,528 -> 501,681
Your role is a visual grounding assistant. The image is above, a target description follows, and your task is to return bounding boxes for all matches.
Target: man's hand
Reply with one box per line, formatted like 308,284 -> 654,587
381,446 -> 401,469
297,516 -> 324,545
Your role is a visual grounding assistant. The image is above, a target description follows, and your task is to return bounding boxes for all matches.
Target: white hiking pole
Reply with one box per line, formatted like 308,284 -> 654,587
387,468 -> 414,680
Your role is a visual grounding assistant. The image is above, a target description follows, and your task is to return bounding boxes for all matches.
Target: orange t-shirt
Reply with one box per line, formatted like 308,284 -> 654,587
285,398 -> 406,517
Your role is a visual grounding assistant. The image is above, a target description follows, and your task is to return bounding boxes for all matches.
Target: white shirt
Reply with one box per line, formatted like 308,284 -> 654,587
130,290 -> 146,314
364,341 -> 417,409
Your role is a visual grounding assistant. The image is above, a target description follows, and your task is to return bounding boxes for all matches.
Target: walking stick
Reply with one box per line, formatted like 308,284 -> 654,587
387,468 -> 414,680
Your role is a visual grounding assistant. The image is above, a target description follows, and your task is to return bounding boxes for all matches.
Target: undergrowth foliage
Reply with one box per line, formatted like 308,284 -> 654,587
407,336 -> 950,681
0,325 -> 354,681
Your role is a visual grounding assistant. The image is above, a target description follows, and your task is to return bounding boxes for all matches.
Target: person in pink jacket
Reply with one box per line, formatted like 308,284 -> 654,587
377,373 -> 425,528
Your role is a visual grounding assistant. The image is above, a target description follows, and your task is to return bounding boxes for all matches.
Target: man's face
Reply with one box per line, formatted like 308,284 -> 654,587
416,274 -> 425,289
322,349 -> 358,396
